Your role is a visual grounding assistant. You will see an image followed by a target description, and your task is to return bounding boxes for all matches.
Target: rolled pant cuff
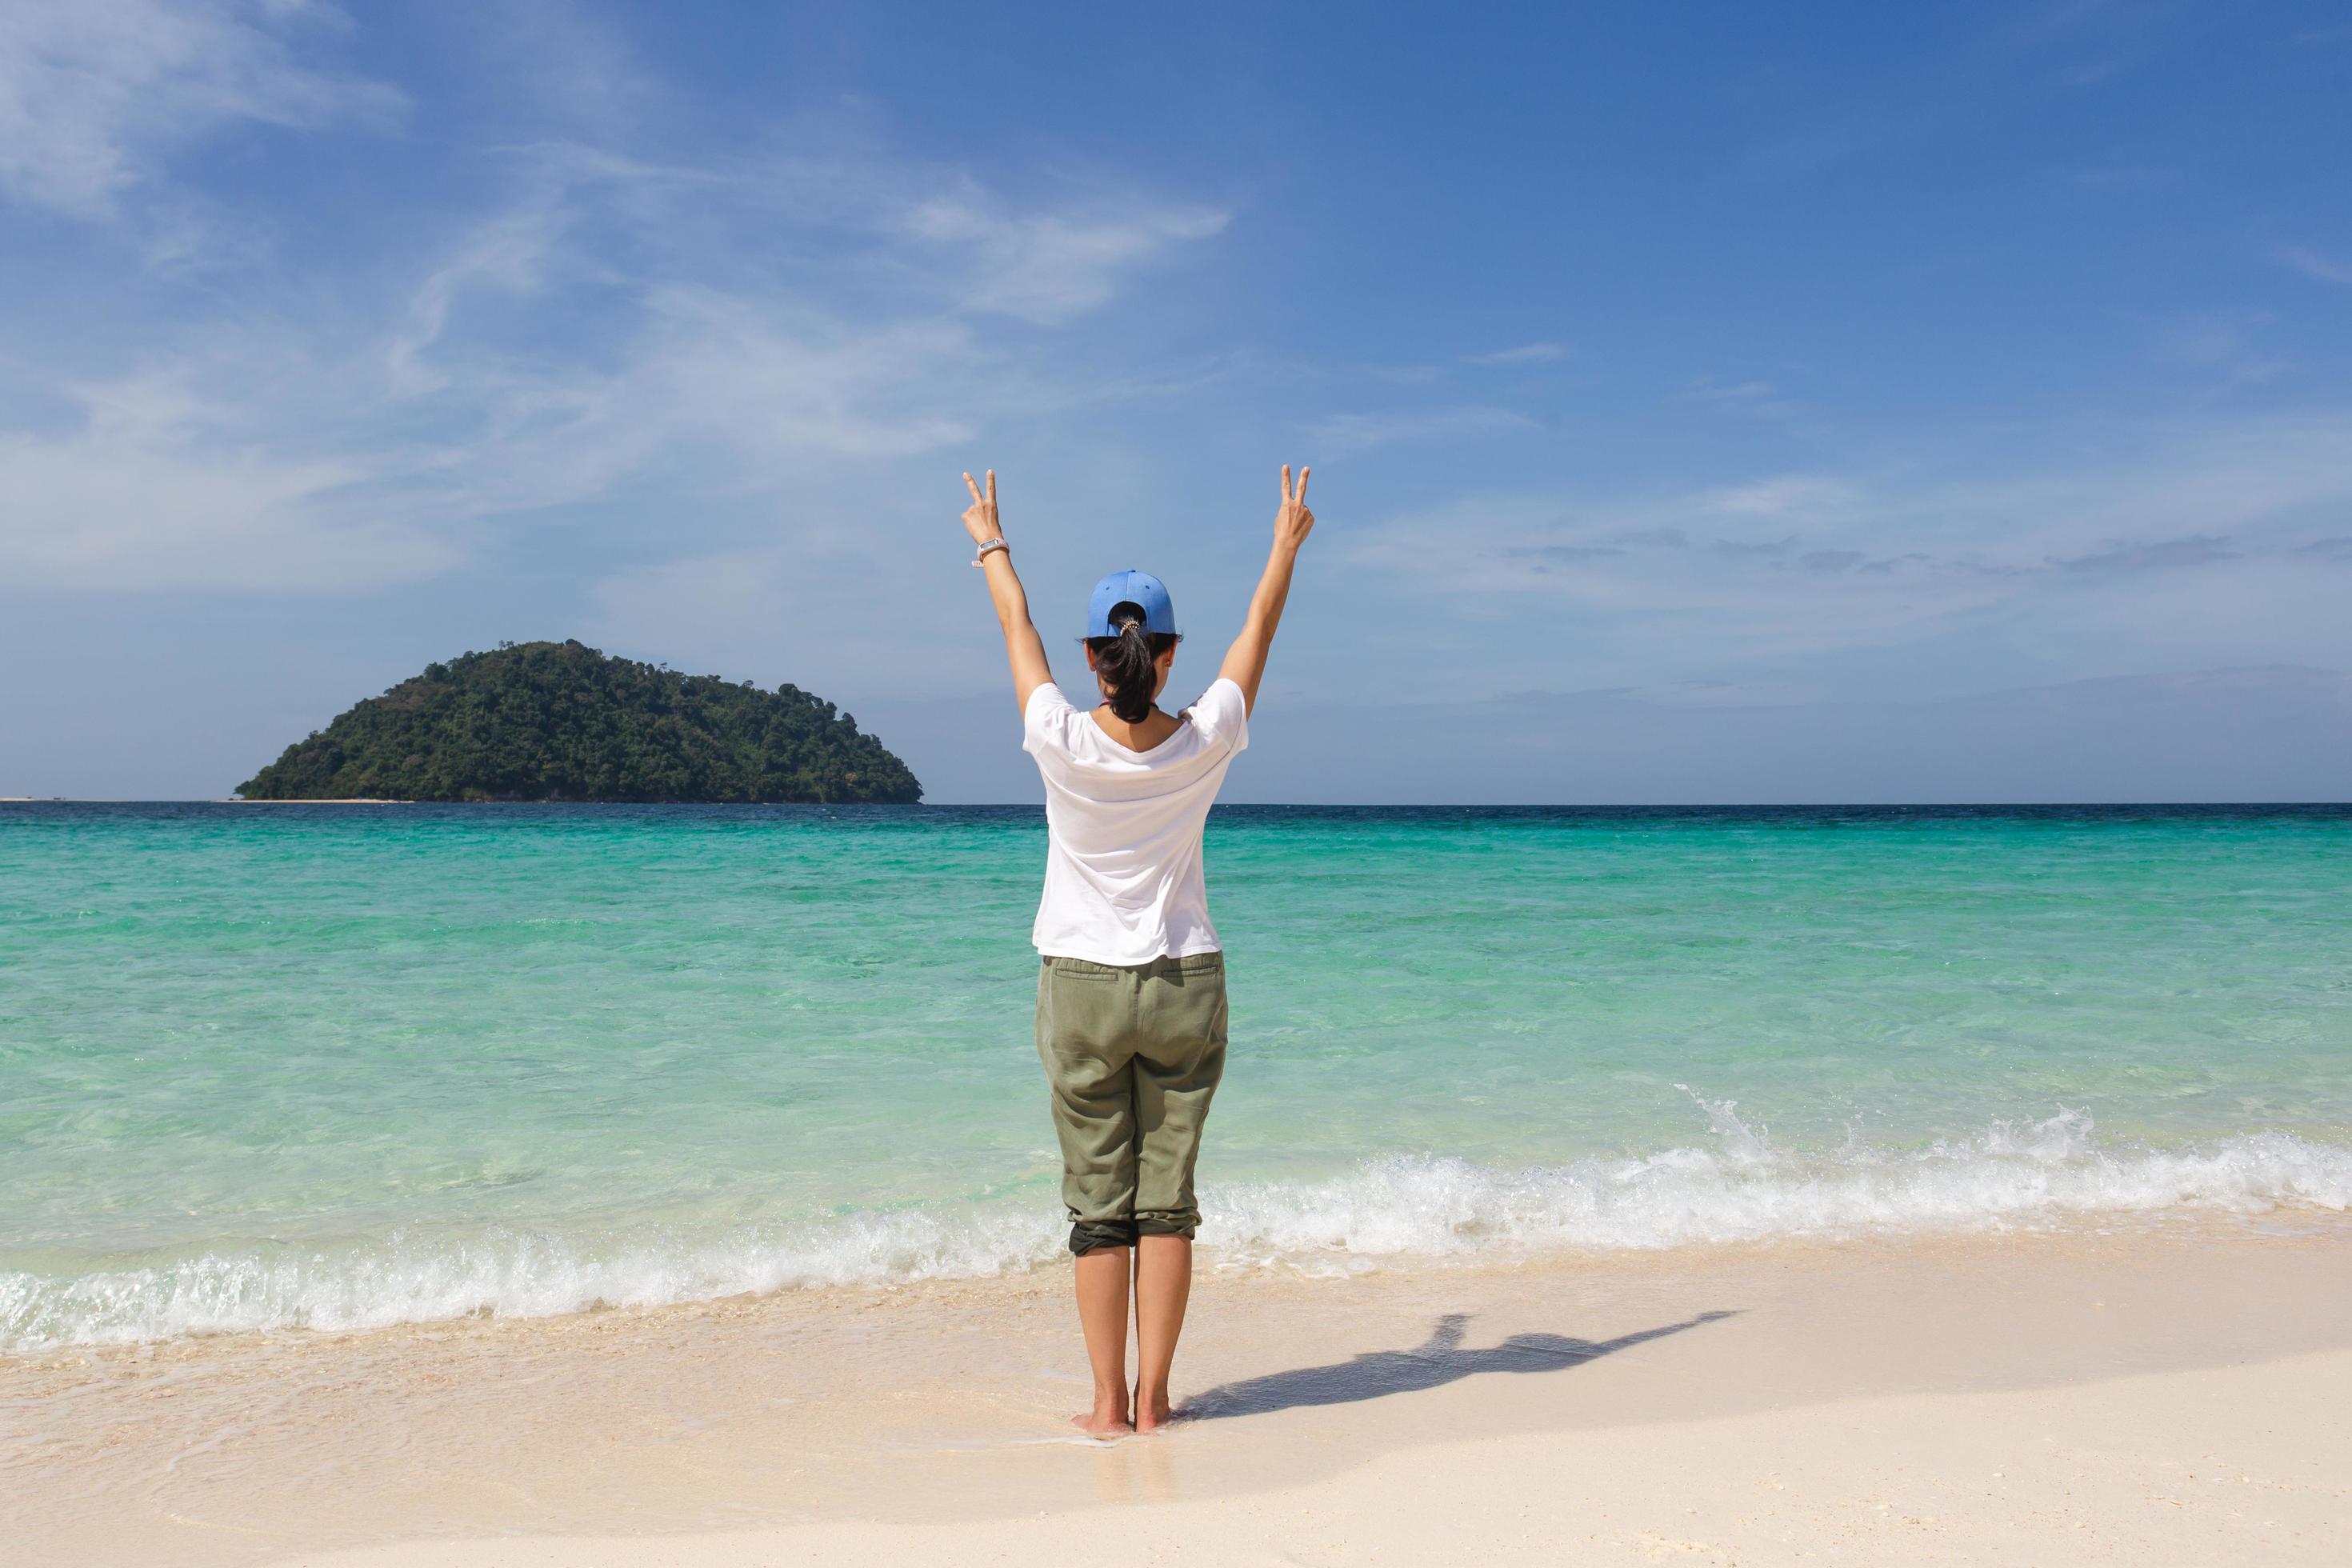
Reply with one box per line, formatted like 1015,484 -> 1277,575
1066,1214 -> 1200,1254
1067,1219 -> 1137,1255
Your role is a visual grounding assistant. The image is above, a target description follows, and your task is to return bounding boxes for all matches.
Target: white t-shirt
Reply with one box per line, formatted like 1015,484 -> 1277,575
1023,677 -> 1250,966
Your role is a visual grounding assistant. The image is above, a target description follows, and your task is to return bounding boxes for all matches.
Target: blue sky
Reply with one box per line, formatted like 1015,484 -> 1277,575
3,1 -> 2350,801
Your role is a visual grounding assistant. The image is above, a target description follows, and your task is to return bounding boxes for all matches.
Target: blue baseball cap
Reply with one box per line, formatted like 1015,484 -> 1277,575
1086,569 -> 1178,637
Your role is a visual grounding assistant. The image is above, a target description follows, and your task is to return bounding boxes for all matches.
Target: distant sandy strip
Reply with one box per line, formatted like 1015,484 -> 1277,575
8,1220 -> 2347,1566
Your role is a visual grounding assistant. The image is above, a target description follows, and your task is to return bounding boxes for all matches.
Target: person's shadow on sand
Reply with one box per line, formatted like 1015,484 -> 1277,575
1178,1309 -> 1738,1422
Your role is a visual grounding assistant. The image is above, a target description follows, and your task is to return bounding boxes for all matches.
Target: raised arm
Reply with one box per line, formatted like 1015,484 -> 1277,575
1218,463 -> 1316,715
962,469 -> 1054,711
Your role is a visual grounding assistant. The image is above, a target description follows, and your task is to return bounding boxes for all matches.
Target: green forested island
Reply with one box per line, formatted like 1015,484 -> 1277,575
237,641 -> 921,803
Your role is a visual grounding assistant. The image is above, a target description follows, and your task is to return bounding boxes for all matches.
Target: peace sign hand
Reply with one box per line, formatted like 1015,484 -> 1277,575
961,470 -> 1001,556
1276,463 -> 1315,551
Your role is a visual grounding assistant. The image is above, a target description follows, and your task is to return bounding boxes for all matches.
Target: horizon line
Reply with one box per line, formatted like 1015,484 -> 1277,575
6,798 -> 2349,810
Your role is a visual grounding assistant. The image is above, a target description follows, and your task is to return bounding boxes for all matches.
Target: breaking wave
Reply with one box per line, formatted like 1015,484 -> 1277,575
7,1101 -> 2348,1352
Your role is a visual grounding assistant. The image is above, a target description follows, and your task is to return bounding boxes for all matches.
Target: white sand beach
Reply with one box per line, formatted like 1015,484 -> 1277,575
10,1218 -> 2347,1566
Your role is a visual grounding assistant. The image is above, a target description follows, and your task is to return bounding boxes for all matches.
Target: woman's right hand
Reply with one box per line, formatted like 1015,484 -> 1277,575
963,467 -> 1053,706
1275,464 -> 1314,552
962,470 -> 1001,550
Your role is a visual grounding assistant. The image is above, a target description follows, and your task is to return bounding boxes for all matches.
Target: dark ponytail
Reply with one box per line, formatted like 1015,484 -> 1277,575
1086,602 -> 1178,723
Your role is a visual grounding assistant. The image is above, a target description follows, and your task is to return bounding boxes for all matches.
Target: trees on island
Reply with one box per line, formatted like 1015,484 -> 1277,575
238,640 -> 922,803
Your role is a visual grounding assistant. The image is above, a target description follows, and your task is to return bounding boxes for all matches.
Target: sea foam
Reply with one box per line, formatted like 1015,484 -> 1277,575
6,1103 -> 2348,1353
1208,1100 -> 2352,1267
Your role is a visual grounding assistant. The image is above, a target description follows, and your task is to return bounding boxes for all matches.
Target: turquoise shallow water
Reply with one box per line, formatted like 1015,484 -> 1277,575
5,802 -> 2350,1350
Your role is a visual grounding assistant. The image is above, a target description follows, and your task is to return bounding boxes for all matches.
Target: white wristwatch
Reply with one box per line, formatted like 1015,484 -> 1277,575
974,538 -> 1009,562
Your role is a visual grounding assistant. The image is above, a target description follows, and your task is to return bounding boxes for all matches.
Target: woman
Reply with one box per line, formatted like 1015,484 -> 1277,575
959,463 -> 1316,1437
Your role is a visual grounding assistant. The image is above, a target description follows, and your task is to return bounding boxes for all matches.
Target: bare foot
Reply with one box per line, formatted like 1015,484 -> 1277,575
1070,1403 -> 1134,1439
1134,1390 -> 1177,1434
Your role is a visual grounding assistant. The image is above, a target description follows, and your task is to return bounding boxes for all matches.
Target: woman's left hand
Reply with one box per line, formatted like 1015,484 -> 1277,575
1274,464 -> 1314,553
962,470 -> 1001,553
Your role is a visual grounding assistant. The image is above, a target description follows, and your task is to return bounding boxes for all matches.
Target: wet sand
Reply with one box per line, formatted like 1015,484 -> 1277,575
8,1218 -> 2350,1566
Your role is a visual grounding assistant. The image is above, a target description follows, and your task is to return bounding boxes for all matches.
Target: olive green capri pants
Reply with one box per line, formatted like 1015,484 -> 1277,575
1034,951 -> 1228,1256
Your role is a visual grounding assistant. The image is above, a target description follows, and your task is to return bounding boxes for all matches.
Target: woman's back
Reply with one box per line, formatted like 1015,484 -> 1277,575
1024,678 -> 1250,966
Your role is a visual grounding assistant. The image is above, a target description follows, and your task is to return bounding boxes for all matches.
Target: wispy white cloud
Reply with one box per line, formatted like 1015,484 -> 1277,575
0,53 -> 1230,597
587,534 -> 980,702
0,0 -> 400,218
2279,245 -> 2352,286
465,0 -> 658,137
902,188 -> 1228,325
2154,314 -> 2288,384
1702,475 -> 1859,520
382,203 -> 569,398
1347,413 -> 2352,666
0,366 -> 451,592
